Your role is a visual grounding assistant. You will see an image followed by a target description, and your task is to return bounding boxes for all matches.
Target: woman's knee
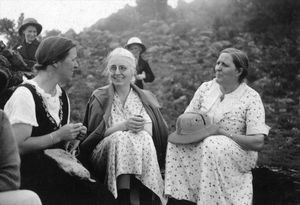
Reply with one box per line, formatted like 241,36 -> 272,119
0,190 -> 42,205
18,190 -> 42,205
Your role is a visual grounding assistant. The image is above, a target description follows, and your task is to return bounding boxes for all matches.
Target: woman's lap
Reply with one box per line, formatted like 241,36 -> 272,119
165,135 -> 257,204
91,130 -> 166,203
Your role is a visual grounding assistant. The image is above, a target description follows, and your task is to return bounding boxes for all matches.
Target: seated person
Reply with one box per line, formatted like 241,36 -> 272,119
164,48 -> 270,204
4,36 -> 93,205
0,73 -> 41,205
80,47 -> 168,205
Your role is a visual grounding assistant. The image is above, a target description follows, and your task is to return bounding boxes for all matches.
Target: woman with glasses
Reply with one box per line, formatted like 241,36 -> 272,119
80,47 -> 168,205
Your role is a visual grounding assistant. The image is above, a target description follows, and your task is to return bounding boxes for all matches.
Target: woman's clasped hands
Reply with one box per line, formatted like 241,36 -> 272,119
124,115 -> 145,133
51,123 -> 87,143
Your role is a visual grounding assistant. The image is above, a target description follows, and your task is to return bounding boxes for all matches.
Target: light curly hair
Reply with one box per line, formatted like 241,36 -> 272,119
104,47 -> 137,83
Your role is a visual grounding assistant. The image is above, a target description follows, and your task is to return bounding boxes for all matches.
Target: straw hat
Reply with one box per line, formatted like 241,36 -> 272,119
168,112 -> 211,144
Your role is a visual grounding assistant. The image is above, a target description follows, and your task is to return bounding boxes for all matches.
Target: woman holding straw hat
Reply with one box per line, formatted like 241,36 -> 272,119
165,48 -> 270,205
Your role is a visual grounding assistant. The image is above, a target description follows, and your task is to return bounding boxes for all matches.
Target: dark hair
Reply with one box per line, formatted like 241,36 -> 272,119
220,48 -> 249,83
35,36 -> 76,71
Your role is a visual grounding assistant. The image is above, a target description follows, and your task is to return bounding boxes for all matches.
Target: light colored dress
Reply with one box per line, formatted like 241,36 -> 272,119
91,89 -> 167,204
165,79 -> 269,205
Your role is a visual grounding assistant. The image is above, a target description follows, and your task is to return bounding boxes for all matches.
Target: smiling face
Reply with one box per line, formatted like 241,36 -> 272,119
23,25 -> 38,43
215,53 -> 241,86
56,47 -> 78,82
108,56 -> 135,86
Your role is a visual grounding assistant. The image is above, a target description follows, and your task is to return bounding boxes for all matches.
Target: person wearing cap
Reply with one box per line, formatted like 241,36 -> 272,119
165,48 -> 270,204
14,18 -> 42,74
125,37 -> 155,89
80,47 -> 168,205
0,71 -> 41,205
4,36 -> 90,204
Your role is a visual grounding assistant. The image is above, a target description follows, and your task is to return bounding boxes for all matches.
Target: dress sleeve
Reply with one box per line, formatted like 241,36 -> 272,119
4,87 -> 38,127
184,82 -> 209,113
246,92 -> 270,135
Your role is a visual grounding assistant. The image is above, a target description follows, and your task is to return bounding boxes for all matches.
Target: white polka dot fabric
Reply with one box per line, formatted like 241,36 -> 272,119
165,79 -> 269,204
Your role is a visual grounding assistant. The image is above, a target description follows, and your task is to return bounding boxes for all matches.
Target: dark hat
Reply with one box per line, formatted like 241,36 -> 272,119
168,112 -> 211,144
125,37 -> 146,53
35,36 -> 76,69
18,18 -> 42,36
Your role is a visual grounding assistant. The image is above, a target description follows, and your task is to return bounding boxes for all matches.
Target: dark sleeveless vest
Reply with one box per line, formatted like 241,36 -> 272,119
19,83 -> 69,189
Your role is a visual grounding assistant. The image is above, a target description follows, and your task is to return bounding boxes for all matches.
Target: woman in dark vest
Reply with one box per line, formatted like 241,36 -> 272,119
125,37 -> 155,89
4,36 -> 88,204
15,18 -> 42,77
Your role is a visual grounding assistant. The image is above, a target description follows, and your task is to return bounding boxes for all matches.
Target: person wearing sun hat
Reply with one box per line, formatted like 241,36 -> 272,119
14,18 -> 42,73
125,37 -> 155,89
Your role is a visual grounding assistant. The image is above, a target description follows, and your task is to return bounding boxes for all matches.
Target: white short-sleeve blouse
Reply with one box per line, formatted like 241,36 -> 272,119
4,79 -> 69,127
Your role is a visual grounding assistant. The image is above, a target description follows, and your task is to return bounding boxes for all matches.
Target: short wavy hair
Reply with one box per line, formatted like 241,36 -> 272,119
104,47 -> 137,83
220,48 -> 249,83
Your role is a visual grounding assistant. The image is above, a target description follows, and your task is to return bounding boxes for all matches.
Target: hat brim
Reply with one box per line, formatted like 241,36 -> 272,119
125,43 -> 146,53
168,128 -> 210,144
18,23 -> 42,36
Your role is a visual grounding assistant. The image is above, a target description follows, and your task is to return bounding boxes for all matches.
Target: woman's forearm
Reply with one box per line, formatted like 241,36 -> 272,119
104,122 -> 126,137
12,123 -> 61,155
220,130 -> 265,151
20,133 -> 60,154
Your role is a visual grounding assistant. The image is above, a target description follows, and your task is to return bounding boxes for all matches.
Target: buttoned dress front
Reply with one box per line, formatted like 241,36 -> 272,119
91,89 -> 166,204
165,79 -> 269,205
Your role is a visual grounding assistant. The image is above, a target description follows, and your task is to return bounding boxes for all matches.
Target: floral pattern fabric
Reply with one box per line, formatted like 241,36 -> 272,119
91,89 -> 167,205
165,79 -> 269,205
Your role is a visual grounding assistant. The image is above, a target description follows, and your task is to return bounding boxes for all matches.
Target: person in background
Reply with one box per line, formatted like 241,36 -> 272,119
81,47 -> 168,205
165,48 -> 270,204
4,36 -> 89,204
125,37 -> 155,89
14,18 -> 42,77
0,69 -> 41,205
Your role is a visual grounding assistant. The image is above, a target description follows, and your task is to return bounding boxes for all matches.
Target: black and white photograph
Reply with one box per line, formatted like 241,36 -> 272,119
0,0 -> 299,204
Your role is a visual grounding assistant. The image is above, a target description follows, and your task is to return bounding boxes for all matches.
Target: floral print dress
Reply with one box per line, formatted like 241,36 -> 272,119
165,79 -> 269,205
91,89 -> 167,205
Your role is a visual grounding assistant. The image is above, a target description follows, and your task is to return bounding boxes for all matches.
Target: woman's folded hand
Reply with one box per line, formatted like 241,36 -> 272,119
125,115 -> 145,133
53,123 -> 84,142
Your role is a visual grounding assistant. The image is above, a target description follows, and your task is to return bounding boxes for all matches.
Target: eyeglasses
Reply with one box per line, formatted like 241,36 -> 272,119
109,65 -> 128,73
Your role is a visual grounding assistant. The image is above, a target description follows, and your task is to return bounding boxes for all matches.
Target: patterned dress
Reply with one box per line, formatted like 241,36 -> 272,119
165,79 -> 269,205
91,89 -> 166,204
